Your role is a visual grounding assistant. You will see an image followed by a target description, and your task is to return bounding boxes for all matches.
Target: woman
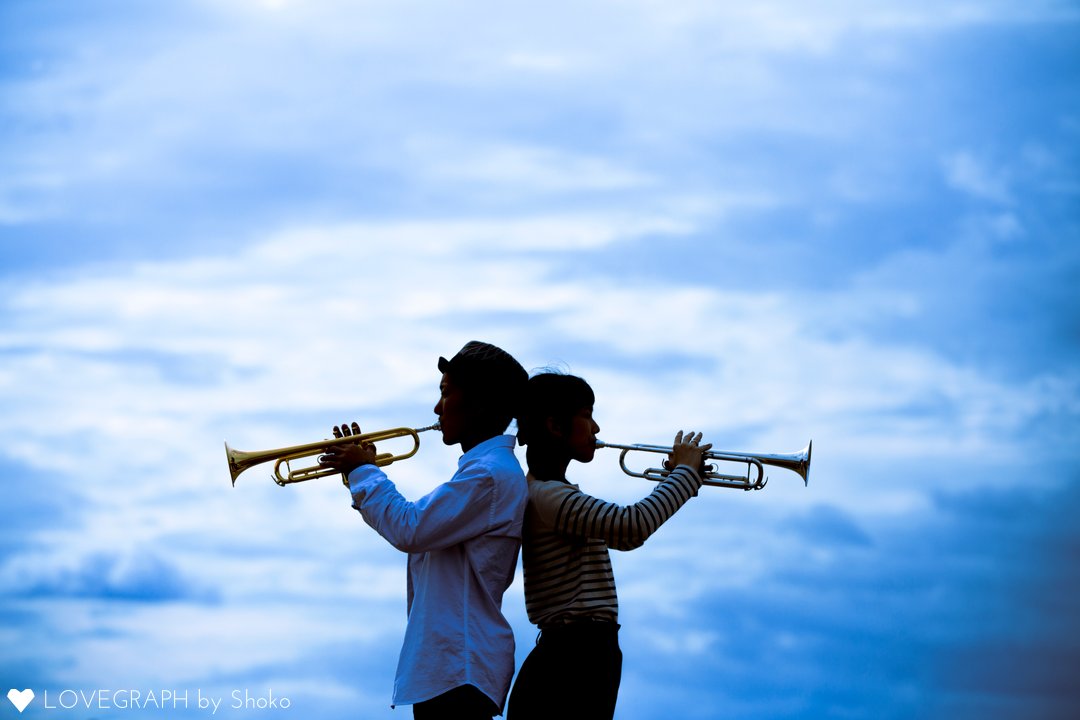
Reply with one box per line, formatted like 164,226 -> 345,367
507,372 -> 710,720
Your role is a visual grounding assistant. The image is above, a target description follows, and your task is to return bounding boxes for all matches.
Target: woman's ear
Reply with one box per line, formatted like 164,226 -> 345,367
544,415 -> 565,439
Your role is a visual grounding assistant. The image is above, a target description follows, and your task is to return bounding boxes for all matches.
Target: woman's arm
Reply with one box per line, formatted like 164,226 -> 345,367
535,430 -> 710,550
535,464 -> 700,550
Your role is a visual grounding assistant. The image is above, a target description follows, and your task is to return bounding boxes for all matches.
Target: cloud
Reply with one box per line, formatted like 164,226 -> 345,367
784,503 -> 873,547
412,141 -> 657,194
4,551 -> 218,603
610,480 -> 1080,719
943,151 -> 1013,204
1,2 -> 1078,718
2,214 -> 1077,719
5,0 -> 1074,234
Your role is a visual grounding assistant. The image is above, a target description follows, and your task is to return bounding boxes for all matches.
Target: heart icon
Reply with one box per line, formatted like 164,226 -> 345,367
7,689 -> 35,713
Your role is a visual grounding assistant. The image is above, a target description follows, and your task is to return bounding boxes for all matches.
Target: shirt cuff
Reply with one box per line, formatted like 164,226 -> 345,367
673,464 -> 704,490
347,464 -> 383,494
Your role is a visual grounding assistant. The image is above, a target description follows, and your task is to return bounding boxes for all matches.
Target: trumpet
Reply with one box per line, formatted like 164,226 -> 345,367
226,423 -> 441,486
595,439 -> 811,491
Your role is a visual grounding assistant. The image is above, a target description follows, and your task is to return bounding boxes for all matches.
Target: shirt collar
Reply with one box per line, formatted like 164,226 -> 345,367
458,434 -> 516,467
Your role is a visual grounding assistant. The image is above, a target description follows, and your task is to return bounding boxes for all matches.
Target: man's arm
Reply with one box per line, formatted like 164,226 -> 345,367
348,462 -> 499,553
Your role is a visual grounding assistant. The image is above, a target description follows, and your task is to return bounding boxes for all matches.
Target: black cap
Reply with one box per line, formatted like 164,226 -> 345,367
438,340 -> 527,419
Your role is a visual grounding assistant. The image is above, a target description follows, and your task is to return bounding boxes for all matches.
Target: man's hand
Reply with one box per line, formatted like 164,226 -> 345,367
319,421 -> 379,477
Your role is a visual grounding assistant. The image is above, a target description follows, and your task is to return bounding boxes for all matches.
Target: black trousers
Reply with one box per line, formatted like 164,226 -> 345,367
506,621 -> 622,720
413,684 -> 498,720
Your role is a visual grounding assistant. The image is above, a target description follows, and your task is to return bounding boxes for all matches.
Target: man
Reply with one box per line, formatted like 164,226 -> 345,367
320,341 -> 528,719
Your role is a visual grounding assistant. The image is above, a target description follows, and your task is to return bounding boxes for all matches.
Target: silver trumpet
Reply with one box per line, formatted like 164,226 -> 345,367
595,439 -> 811,491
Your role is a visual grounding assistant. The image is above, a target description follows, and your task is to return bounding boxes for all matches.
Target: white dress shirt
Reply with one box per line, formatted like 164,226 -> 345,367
348,434 -> 527,711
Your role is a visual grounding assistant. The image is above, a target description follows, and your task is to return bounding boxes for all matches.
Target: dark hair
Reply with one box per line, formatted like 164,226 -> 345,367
438,341 -> 528,433
517,372 -> 595,446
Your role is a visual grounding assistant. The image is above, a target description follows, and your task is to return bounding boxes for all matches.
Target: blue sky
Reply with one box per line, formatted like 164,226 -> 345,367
2,1 -> 1078,718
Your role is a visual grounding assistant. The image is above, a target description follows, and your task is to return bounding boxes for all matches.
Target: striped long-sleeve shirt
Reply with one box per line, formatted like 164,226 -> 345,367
521,465 -> 703,629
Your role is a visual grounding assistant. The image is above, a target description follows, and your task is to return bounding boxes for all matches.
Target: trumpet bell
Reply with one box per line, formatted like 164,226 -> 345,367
754,441 -> 812,486
225,423 -> 440,487
597,438 -> 812,491
225,442 -> 265,486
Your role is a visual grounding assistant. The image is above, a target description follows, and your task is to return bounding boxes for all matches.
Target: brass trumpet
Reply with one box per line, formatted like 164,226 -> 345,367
595,439 -> 811,491
226,423 -> 441,486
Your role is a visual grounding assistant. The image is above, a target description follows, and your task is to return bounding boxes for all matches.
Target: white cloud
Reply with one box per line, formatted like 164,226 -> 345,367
413,141 -> 656,193
10,0 -> 1072,228
2,2 -> 1077,716
2,219 -> 1067,591
943,151 -> 1013,204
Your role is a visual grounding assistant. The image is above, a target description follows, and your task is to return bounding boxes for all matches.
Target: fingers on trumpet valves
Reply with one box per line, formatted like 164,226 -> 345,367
333,421 -> 363,439
666,429 -> 710,473
673,429 -> 704,445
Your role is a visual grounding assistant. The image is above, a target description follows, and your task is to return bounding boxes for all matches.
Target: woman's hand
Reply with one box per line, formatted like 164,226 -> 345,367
665,430 -> 712,475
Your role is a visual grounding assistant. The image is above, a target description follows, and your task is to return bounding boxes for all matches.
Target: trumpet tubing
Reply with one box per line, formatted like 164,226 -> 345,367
595,440 -> 811,491
226,423 -> 441,486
